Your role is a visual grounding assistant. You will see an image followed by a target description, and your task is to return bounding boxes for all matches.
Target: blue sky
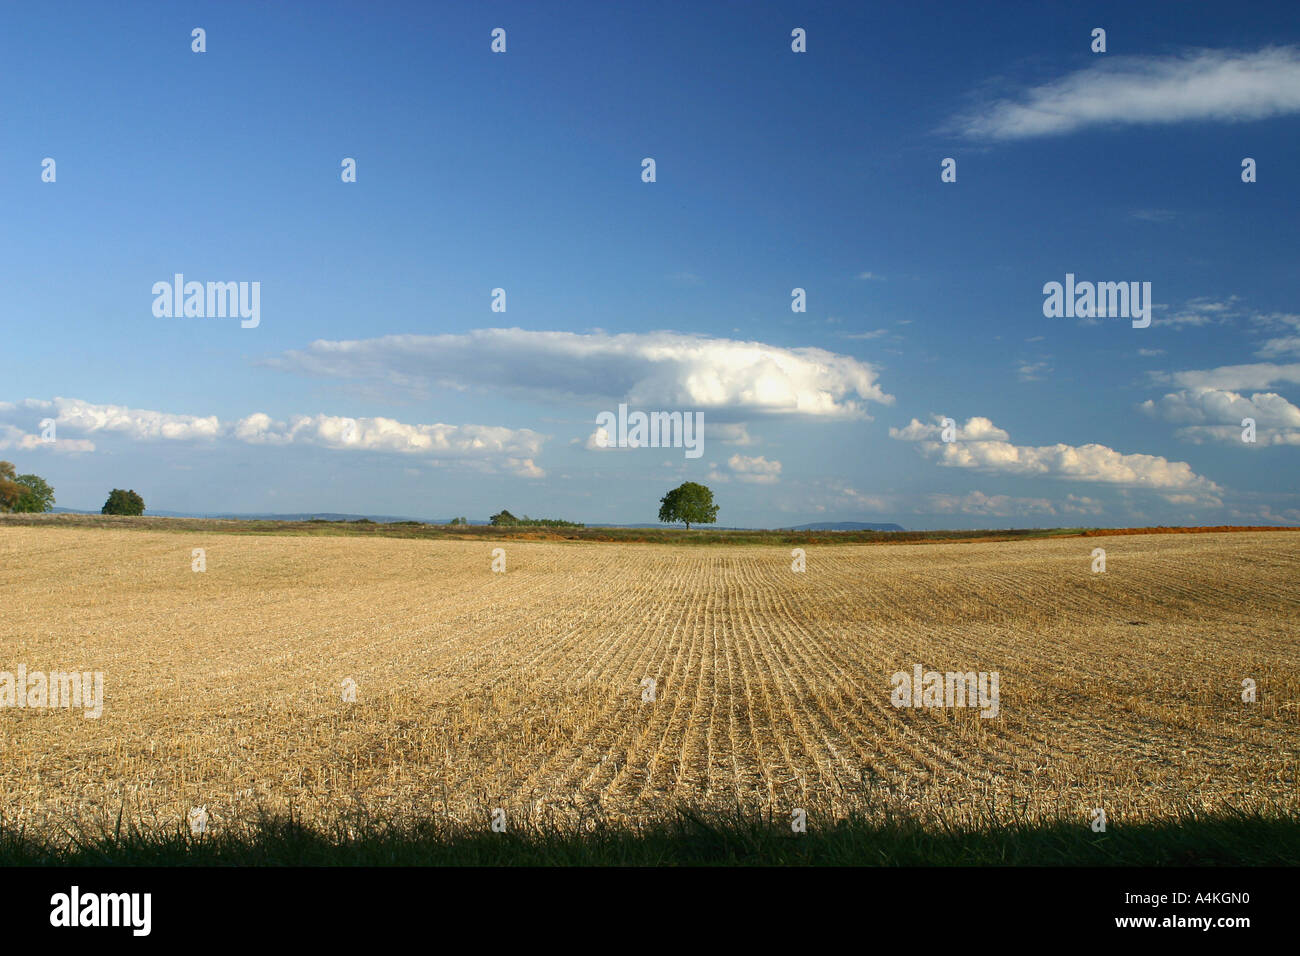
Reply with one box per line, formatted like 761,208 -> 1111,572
3,1 -> 1299,528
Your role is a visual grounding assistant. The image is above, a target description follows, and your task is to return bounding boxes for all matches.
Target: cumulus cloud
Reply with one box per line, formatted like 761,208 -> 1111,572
708,422 -> 753,445
726,454 -> 782,484
955,47 -> 1300,140
269,328 -> 892,419
890,414 -> 1221,501
889,415 -> 1010,443
0,421 -> 94,453
0,398 -> 545,477
581,413 -> 741,454
1140,388 -> 1300,445
2,397 -> 221,444
584,425 -> 613,451
0,401 -> 98,453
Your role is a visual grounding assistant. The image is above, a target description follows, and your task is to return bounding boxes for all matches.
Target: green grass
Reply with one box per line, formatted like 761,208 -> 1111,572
3,808 -> 1296,866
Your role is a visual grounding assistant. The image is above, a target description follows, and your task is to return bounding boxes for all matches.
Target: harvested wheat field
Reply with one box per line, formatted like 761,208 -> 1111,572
1,525 -> 1297,842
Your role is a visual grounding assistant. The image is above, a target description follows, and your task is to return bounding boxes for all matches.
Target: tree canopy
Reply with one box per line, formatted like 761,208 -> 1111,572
0,462 -> 55,513
13,473 -> 55,512
102,489 -> 145,516
658,482 -> 719,530
488,509 -> 582,528
0,462 -> 22,512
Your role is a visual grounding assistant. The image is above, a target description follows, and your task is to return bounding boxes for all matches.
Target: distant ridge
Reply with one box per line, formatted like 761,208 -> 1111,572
52,507 -> 465,524
784,521 -> 905,532
49,508 -> 903,532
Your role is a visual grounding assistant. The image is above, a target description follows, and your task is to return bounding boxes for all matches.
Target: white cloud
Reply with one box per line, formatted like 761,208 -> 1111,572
1158,297 -> 1242,328
1250,315 -> 1300,358
843,329 -> 890,340
889,415 -> 1010,443
1228,504 -> 1300,525
1257,336 -> 1300,359
726,454 -> 782,484
1061,494 -> 1104,515
956,47 -> 1300,140
7,397 -> 222,442
924,491 -> 1057,517
0,421 -> 95,454
803,482 -> 1105,519
0,398 -> 546,477
708,422 -> 754,445
890,414 -> 1221,501
1141,388 -> 1300,445
813,482 -> 894,513
584,425 -> 613,451
1016,360 -> 1052,382
582,418 -> 748,453
270,328 -> 893,419
1162,363 -> 1300,390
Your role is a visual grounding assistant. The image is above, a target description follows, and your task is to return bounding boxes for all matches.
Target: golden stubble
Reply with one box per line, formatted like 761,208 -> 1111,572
0,527 -> 1295,839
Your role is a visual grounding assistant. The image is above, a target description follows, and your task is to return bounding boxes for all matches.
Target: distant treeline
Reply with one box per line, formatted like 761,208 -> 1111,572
488,509 -> 583,528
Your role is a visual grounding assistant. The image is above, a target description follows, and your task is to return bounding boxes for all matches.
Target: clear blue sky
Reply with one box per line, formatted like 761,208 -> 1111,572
3,1 -> 1298,528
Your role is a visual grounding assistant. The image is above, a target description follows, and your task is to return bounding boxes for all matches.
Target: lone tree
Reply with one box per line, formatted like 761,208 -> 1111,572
658,481 -> 719,530
489,509 -> 518,526
102,489 -> 145,516
0,462 -> 55,513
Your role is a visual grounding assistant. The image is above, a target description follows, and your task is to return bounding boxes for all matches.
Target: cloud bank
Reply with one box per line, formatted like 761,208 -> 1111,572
956,47 -> 1300,140
270,329 -> 893,419
0,398 -> 545,477
890,414 -> 1221,502
1141,388 -> 1300,445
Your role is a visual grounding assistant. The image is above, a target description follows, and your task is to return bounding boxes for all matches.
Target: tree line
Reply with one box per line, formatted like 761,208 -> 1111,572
0,461 -> 146,515
2,466 -> 720,529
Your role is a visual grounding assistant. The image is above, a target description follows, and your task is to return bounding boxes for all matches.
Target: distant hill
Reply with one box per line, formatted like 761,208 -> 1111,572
586,523 -> 752,530
49,507 -> 901,532
52,507 -> 478,524
206,512 -> 447,524
784,521 -> 905,532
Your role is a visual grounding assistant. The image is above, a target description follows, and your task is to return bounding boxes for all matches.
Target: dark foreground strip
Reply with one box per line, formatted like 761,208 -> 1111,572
0,865 -> 1280,942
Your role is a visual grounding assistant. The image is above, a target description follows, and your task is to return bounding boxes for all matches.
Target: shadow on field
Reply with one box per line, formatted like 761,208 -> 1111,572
3,808 -> 1297,866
